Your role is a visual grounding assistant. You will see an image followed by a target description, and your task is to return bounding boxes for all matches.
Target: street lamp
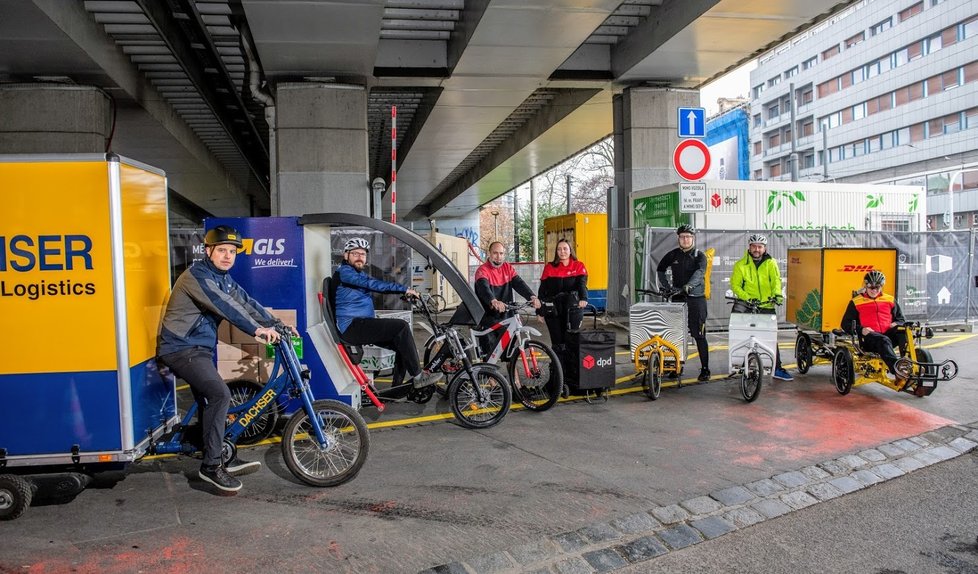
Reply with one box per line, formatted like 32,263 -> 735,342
491,209 -> 499,239
946,168 -> 978,231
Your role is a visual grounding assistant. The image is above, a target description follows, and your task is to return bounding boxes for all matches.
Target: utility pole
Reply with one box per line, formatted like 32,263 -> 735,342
565,174 -> 572,214
530,179 -> 538,261
512,189 -> 520,262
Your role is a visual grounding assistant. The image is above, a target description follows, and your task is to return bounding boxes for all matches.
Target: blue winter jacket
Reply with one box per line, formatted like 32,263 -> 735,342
157,258 -> 280,356
334,262 -> 408,332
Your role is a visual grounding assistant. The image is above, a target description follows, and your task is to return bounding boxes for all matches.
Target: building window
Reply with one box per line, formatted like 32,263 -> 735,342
964,16 -> 978,39
966,107 -> 978,129
767,103 -> 780,120
752,84 -> 765,98
754,141 -> 762,156
907,41 -> 923,61
899,2 -> 923,22
942,69 -> 961,91
801,119 -> 814,137
822,44 -> 840,61
768,75 -> 781,87
753,113 -> 761,127
784,66 -> 798,79
942,112 -> 961,134
802,56 -> 818,70
910,123 -> 925,142
768,133 -> 781,147
769,163 -> 782,177
965,61 -> 978,83
893,48 -> 909,67
853,103 -> 866,121
871,17 -> 892,36
817,79 -> 839,98
801,153 -> 815,169
845,31 -> 865,48
753,169 -> 762,180
798,88 -> 814,106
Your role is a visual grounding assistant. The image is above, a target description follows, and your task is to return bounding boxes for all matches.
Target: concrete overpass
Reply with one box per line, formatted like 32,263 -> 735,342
0,0 -> 855,223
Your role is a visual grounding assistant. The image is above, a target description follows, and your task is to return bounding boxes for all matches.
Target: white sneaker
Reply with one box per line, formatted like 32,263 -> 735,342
412,371 -> 441,388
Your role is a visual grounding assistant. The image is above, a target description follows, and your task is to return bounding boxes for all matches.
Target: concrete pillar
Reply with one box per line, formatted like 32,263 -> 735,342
274,83 -> 370,217
0,85 -> 111,153
609,87 -> 698,313
613,87 -> 699,204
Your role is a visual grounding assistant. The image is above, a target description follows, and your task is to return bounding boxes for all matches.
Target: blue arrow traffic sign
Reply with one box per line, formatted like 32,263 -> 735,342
678,107 -> 706,138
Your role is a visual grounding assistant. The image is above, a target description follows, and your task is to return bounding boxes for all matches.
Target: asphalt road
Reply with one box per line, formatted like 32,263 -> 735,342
1,329 -> 974,574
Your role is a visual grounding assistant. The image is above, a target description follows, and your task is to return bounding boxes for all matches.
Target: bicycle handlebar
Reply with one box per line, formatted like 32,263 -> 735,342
725,295 -> 783,312
636,287 -> 681,301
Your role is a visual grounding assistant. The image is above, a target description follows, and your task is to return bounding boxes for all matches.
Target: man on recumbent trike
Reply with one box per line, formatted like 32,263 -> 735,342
841,270 -> 909,388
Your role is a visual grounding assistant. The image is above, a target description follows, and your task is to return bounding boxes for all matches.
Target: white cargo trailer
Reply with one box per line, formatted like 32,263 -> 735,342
631,180 -> 926,232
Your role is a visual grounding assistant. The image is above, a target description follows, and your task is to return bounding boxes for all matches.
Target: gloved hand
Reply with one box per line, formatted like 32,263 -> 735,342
683,285 -> 691,294
749,298 -> 760,306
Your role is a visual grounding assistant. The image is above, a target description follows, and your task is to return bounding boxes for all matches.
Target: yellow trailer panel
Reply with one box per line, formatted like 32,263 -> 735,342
787,248 -> 898,332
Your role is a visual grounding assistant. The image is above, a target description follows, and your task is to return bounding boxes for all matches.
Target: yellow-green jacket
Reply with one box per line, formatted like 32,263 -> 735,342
730,252 -> 782,309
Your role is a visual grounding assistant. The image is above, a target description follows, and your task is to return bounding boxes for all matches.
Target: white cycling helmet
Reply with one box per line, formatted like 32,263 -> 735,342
343,237 -> 370,252
747,233 -> 768,246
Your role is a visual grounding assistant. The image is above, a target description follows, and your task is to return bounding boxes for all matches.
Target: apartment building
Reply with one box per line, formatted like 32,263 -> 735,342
749,0 -> 978,229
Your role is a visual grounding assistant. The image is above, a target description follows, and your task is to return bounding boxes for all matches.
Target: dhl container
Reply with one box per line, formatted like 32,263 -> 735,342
787,248 -> 898,333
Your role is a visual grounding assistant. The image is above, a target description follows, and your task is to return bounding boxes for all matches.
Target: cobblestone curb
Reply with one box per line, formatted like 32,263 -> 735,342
420,423 -> 978,574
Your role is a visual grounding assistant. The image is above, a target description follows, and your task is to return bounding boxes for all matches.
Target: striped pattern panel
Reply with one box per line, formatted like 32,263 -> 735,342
629,303 -> 688,362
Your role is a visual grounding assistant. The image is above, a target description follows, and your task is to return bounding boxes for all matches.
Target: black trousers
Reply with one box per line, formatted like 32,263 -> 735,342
158,347 -> 230,468
544,301 -> 583,349
861,328 -> 908,374
342,317 -> 421,380
678,296 -> 710,370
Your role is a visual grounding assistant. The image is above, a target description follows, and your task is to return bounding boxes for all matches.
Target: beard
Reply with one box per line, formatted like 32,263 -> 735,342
350,260 -> 365,271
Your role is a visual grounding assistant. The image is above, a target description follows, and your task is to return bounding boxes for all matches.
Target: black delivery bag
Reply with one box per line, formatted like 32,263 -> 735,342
562,329 -> 616,392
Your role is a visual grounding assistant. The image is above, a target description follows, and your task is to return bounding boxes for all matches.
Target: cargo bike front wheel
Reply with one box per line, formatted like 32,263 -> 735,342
281,399 -> 370,487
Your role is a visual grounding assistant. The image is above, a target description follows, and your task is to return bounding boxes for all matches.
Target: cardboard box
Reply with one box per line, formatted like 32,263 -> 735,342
240,343 -> 261,358
269,308 -> 297,327
218,321 -> 232,344
217,357 -> 261,382
216,342 -> 243,362
230,325 -> 255,344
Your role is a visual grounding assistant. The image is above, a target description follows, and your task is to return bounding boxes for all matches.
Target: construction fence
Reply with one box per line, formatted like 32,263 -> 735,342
608,227 -> 978,331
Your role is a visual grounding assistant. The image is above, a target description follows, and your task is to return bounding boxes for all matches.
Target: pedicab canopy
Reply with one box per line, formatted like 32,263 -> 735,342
786,248 -> 898,333
298,212 -> 484,327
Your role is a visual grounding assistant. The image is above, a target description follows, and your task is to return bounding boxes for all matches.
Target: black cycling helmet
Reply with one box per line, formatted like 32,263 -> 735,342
677,224 -> 696,235
203,225 -> 243,248
864,270 -> 885,287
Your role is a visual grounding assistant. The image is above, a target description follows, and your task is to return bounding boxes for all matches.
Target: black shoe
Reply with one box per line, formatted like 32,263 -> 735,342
225,457 -> 261,476
199,465 -> 242,492
667,371 -> 678,380
697,368 -> 711,382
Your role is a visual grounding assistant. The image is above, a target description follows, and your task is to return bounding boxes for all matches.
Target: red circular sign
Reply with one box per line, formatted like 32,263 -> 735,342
673,139 -> 711,181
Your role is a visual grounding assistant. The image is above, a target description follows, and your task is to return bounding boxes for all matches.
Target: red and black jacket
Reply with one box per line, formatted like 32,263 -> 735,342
538,259 -> 588,305
474,261 -> 535,325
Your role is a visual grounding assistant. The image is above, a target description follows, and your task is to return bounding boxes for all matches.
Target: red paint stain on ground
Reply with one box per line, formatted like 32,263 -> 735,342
24,536 -> 206,574
720,386 -> 953,465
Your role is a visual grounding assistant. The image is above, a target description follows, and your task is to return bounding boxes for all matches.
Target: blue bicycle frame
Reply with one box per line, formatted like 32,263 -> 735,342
153,333 -> 330,455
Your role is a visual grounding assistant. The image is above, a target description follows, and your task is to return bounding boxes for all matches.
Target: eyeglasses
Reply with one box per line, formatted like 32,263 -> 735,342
866,284 -> 882,290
